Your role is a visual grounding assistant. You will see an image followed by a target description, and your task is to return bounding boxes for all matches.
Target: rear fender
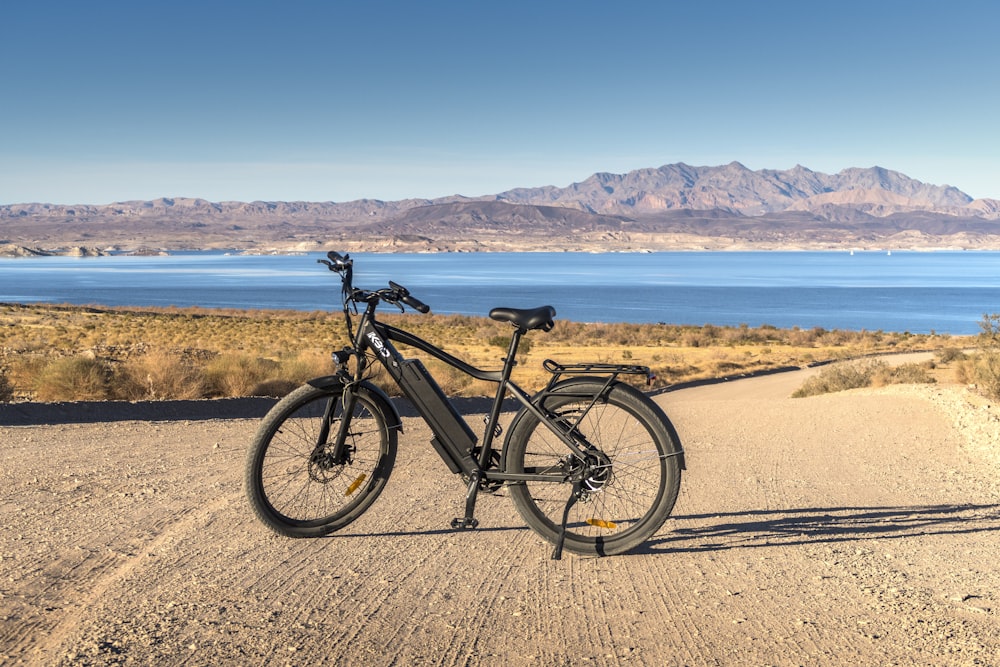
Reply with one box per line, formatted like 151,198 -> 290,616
501,377 -> 685,469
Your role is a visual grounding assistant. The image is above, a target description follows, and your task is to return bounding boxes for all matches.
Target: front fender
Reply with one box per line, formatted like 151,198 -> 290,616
306,375 -> 403,434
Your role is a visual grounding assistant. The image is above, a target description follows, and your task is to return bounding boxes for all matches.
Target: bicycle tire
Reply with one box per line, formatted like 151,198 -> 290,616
504,380 -> 682,556
245,382 -> 397,537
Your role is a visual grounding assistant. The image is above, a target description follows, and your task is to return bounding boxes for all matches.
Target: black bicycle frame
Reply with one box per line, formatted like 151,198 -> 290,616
347,307 -> 598,485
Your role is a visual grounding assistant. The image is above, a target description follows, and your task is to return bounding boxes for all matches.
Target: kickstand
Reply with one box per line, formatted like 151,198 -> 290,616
552,480 -> 582,560
450,470 -> 481,530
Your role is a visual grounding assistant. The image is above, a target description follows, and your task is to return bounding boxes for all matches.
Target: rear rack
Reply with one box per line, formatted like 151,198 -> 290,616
542,359 -> 655,385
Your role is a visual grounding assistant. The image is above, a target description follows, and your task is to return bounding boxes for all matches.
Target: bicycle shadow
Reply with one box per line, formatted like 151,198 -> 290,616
336,524 -> 528,539
328,504 -> 1000,553
637,503 -> 1000,555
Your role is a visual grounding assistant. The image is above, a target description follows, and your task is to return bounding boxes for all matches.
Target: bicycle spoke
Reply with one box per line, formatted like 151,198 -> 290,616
246,385 -> 396,537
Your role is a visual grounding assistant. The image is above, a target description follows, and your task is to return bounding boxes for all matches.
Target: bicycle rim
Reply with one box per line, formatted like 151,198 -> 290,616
506,386 -> 681,555
246,384 -> 395,536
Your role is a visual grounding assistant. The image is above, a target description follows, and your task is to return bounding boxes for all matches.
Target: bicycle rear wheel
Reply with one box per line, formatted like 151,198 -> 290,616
245,383 -> 397,537
504,380 -> 682,556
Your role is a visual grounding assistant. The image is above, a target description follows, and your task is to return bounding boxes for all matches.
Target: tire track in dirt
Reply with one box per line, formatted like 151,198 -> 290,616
1,419 -> 253,665
30,496 -> 232,665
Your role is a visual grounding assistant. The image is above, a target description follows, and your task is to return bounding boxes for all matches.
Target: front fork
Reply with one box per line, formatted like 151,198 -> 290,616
311,366 -> 359,467
328,388 -> 358,465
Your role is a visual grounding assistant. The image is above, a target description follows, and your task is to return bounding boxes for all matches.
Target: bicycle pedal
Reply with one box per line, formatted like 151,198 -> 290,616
483,415 -> 502,438
450,517 -> 479,530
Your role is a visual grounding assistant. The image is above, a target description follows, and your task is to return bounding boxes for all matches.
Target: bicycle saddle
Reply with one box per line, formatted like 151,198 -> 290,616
489,306 -> 556,332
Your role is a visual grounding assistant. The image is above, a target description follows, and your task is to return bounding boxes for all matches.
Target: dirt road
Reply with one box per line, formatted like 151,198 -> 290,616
3,368 -> 1000,665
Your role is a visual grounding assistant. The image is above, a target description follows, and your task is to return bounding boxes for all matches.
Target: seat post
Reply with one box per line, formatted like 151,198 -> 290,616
503,328 -> 525,377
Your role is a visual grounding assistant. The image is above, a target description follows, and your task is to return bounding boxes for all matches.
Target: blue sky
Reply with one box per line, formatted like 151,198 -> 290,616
2,0 -> 998,204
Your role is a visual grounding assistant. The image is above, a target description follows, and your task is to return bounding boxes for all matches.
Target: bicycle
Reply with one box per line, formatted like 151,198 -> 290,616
245,252 -> 685,558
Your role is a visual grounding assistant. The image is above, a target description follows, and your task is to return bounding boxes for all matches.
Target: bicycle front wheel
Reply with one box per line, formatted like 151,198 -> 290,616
504,380 -> 682,556
245,382 -> 397,538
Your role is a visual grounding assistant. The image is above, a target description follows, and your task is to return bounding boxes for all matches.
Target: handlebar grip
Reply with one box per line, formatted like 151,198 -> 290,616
327,251 -> 351,267
402,295 -> 431,314
389,280 -> 430,313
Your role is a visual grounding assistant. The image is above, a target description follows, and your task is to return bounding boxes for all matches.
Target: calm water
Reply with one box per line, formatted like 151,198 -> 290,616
2,251 -> 999,334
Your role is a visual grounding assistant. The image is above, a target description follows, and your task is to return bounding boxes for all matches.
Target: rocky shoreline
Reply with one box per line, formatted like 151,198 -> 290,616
0,244 -> 108,258
0,244 -> 177,258
5,234 -> 1000,258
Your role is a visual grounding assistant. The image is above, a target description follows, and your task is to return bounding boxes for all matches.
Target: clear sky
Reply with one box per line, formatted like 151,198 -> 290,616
2,0 -> 998,205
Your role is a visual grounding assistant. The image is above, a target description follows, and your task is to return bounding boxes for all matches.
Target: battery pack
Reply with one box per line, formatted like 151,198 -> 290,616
397,359 -> 477,468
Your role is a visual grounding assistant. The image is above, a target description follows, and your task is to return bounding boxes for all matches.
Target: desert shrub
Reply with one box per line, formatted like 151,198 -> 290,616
871,362 -> 935,387
487,335 -> 532,355
980,314 -> 1000,394
960,314 -> 1000,400
709,359 -> 744,375
33,355 -> 112,401
113,349 -> 205,400
980,313 -> 1000,347
277,349 -> 336,385
935,347 -> 968,364
680,332 -> 703,348
794,358 -> 936,398
202,353 -> 280,398
792,359 -> 886,398
0,370 -> 13,402
979,352 -> 1000,400
5,356 -> 46,397
954,357 -> 973,385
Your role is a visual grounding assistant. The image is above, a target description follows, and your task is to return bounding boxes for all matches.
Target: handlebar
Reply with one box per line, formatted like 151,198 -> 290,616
389,280 -> 431,314
318,251 -> 431,314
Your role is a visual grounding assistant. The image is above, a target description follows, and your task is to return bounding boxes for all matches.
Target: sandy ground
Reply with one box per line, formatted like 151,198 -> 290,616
3,362 -> 1000,666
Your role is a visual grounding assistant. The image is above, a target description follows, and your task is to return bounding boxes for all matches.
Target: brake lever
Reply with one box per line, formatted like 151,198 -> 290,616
388,280 -> 430,313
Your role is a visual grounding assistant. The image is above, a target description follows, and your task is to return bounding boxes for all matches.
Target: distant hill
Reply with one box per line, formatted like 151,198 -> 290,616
493,163 -> 979,216
3,163 -> 999,252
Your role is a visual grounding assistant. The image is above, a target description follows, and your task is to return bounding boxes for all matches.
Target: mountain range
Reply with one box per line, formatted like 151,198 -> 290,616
3,162 -> 1000,253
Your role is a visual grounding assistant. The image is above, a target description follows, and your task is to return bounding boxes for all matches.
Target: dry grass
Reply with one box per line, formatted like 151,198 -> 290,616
0,302 -> 977,403
115,349 -> 206,400
787,336 -> 1000,399
791,358 -> 938,398
30,355 -> 112,402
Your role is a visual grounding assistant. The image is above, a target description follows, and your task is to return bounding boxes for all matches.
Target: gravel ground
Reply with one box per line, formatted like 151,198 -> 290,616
2,367 -> 1000,665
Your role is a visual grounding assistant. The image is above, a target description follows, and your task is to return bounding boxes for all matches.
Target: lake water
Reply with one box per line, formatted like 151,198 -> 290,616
1,251 -> 999,335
